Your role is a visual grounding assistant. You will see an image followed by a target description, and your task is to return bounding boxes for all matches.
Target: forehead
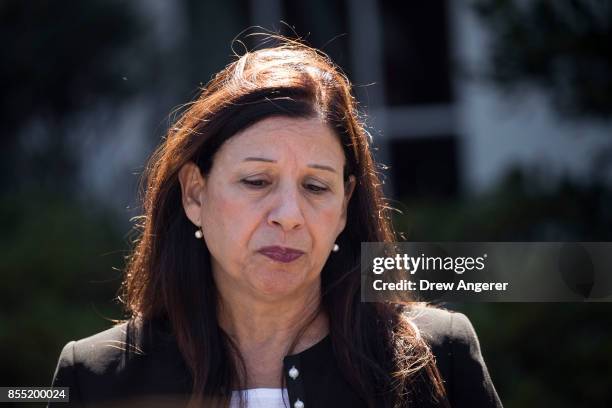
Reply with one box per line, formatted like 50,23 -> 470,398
216,116 -> 346,164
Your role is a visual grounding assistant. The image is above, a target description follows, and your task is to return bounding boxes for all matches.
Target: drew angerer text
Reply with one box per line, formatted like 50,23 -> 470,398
372,279 -> 509,293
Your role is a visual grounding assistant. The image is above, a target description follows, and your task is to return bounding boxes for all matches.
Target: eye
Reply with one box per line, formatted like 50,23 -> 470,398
305,183 -> 329,193
241,178 -> 270,188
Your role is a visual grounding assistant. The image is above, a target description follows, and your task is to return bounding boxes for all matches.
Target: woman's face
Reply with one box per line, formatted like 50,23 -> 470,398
179,116 -> 355,303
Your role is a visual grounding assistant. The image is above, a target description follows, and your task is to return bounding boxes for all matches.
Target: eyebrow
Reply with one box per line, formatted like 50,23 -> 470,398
243,157 -> 338,174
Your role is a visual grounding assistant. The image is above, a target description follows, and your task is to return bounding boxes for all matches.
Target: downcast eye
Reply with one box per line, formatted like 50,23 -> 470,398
305,183 -> 328,193
241,179 -> 270,188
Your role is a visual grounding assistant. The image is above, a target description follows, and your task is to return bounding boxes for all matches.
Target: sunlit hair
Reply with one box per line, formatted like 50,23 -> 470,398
121,36 -> 447,408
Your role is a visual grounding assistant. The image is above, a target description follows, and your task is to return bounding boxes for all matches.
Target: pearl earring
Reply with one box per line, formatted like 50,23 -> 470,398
195,227 -> 203,239
332,243 -> 340,252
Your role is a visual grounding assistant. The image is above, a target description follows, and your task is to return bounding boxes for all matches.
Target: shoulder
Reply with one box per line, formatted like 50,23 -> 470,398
63,321 -> 141,368
404,306 -> 503,408
49,319 -> 189,407
405,306 -> 479,352
50,322 -> 138,398
49,322 -> 132,407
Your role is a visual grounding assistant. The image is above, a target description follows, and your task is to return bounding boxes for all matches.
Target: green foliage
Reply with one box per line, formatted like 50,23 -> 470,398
0,190 -> 126,387
0,0 -> 146,127
461,303 -> 612,407
394,168 -> 612,407
472,0 -> 612,119
394,168 -> 612,241
0,0 -> 151,195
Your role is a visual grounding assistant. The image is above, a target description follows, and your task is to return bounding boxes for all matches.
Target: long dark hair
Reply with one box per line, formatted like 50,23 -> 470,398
121,37 -> 447,408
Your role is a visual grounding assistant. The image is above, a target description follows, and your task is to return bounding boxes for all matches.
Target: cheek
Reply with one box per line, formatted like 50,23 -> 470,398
202,187 -> 258,247
307,200 -> 346,241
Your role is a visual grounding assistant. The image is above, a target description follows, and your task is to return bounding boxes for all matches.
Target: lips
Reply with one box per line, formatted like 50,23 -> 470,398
258,246 -> 305,263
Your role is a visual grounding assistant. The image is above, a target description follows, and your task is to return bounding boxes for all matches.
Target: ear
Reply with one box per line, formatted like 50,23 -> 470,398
338,175 -> 356,232
178,161 -> 206,227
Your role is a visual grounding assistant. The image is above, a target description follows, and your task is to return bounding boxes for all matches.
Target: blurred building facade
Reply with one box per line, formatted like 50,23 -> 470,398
74,0 -> 612,215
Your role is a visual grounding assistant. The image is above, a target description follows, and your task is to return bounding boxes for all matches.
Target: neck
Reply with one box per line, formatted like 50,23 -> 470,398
216,282 -> 329,355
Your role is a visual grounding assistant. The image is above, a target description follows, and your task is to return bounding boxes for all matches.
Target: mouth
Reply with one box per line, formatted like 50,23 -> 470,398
258,246 -> 305,263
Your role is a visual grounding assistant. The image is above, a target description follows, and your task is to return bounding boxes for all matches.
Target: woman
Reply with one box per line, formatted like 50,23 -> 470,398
49,38 -> 502,408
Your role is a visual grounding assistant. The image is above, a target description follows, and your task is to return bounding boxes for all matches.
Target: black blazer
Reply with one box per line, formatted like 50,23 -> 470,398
48,307 -> 502,408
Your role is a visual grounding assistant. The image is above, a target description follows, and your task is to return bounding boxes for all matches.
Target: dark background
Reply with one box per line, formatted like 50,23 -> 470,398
1,1 -> 611,407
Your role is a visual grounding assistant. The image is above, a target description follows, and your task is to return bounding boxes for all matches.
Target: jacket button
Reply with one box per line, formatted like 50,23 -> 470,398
294,398 -> 304,408
288,365 -> 299,380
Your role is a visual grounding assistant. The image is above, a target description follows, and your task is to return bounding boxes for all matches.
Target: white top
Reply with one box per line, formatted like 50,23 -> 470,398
229,388 -> 289,408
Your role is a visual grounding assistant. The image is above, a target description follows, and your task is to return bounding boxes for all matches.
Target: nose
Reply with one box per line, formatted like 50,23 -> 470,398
267,183 -> 305,232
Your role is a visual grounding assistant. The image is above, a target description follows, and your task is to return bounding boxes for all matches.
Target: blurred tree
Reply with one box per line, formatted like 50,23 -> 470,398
0,0 -> 149,193
460,302 -> 612,407
0,0 -> 152,396
395,167 -> 612,407
0,191 -> 125,389
472,0 -> 612,119
398,1 -> 612,395
395,167 -> 612,242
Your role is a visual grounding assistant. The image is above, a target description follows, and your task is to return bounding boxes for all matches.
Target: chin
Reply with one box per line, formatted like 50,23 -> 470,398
248,269 -> 307,300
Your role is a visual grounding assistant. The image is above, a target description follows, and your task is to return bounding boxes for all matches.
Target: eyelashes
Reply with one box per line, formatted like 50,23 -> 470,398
241,179 -> 330,194
241,179 -> 269,188
305,183 -> 328,193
